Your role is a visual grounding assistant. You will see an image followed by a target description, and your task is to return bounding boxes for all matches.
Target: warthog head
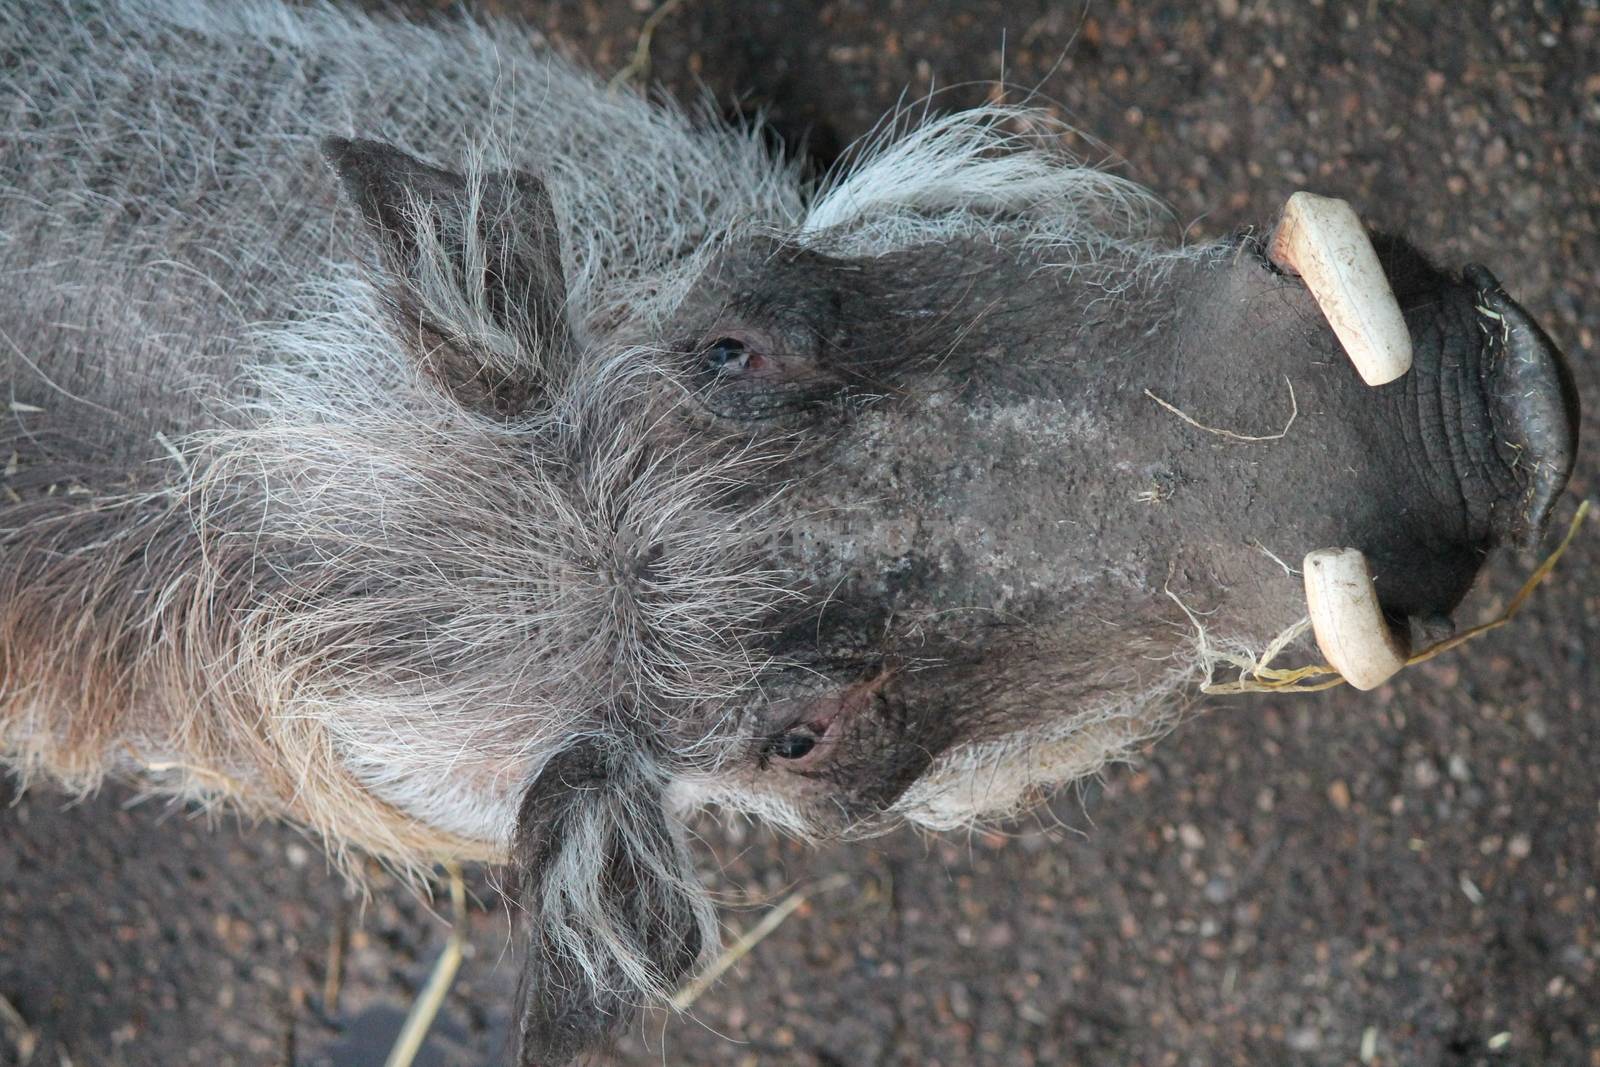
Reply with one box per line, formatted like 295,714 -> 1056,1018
316,120 -> 1576,1062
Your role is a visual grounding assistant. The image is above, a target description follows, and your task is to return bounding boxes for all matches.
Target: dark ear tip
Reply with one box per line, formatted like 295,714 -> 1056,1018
320,138 -> 466,201
319,135 -> 356,169
319,135 -> 396,180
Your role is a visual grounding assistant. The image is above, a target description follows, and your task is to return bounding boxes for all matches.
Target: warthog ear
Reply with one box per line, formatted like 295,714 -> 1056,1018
511,742 -> 711,1066
321,137 -> 571,419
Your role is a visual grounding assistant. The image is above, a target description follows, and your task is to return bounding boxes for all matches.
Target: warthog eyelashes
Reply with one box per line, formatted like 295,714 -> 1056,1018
689,322 -> 858,422
769,730 -> 818,759
702,336 -> 758,373
756,705 -> 849,772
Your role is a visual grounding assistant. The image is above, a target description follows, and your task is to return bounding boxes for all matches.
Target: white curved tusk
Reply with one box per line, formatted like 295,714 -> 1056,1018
1269,192 -> 1414,387
1302,547 -> 1410,690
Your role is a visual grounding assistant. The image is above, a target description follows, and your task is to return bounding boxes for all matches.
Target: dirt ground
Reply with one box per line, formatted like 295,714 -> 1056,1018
2,1 -> 1597,1065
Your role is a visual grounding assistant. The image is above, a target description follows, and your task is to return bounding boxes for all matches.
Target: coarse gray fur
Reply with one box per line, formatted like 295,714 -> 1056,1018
5,1 -> 1571,1063
0,0 -> 1182,1056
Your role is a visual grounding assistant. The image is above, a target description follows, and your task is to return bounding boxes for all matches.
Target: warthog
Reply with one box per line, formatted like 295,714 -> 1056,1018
0,0 -> 1579,1062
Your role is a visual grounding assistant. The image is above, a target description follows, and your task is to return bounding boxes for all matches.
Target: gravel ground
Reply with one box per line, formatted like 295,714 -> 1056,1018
2,1 -> 1597,1065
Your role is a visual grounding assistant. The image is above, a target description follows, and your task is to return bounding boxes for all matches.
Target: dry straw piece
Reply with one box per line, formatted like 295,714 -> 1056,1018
384,863 -> 468,1067
672,874 -> 852,1011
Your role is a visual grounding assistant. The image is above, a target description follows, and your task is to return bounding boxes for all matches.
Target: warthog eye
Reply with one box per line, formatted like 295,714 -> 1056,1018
767,729 -> 818,760
702,337 -> 766,374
